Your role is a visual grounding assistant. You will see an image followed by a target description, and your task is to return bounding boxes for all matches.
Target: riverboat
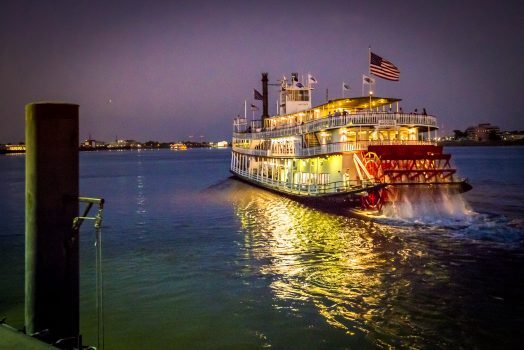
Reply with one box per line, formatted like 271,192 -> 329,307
230,73 -> 471,212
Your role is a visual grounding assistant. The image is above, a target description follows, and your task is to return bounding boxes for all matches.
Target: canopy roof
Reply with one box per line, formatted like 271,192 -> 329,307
315,96 -> 401,111
269,96 -> 402,119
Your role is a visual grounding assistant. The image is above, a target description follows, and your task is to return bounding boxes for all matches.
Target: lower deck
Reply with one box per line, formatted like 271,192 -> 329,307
231,151 -> 375,197
231,143 -> 471,211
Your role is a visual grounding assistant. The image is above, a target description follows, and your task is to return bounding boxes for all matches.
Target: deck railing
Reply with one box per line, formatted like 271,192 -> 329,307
233,112 -> 437,140
232,168 -> 375,196
232,140 -> 436,157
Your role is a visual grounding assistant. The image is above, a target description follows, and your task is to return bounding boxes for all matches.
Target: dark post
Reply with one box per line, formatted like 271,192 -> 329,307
25,103 -> 79,344
261,72 -> 269,122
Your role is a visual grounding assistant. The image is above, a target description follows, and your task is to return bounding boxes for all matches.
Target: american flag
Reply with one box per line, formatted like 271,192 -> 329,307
370,52 -> 400,81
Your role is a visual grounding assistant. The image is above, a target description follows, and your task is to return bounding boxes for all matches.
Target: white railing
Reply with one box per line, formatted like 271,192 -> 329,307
231,148 -> 271,156
231,168 -> 375,196
232,140 -> 436,158
300,140 -> 436,157
233,112 -> 437,140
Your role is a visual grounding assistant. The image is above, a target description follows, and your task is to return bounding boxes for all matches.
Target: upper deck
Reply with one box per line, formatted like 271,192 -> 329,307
234,95 -> 437,139
233,111 -> 437,140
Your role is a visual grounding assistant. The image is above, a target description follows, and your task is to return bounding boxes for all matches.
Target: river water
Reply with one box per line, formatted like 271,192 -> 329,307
0,146 -> 523,349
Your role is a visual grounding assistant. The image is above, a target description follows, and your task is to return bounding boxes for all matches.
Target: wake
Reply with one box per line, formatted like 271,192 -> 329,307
377,189 -> 524,244
382,190 -> 473,224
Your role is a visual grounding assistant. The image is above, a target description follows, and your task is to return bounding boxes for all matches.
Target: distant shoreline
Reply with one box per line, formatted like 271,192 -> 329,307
438,140 -> 524,147
0,146 -> 230,155
2,142 -> 523,155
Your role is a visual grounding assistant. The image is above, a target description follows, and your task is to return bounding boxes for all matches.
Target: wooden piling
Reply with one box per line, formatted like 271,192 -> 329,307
25,103 -> 79,345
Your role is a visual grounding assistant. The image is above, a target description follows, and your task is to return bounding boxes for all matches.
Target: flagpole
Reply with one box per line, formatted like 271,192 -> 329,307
244,100 -> 247,119
368,46 -> 371,82
368,46 -> 372,112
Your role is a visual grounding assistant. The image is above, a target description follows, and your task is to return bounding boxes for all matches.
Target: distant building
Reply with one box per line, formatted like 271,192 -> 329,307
465,123 -> 501,142
107,139 -> 142,149
502,131 -> 524,141
81,139 -> 106,149
216,141 -> 229,148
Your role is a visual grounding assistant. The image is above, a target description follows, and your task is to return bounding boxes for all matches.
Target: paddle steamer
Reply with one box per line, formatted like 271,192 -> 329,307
231,72 -> 471,212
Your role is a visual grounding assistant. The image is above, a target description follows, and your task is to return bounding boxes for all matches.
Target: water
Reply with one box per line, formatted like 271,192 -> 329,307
1,146 -> 523,349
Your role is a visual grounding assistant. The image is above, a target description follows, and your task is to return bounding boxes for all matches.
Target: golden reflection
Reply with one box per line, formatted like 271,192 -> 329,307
226,179 -> 449,343
233,186 -> 383,334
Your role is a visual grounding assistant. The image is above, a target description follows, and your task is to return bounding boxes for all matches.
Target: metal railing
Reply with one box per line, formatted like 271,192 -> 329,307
232,140 -> 436,157
233,112 -> 437,140
73,197 -> 105,350
231,168 -> 376,196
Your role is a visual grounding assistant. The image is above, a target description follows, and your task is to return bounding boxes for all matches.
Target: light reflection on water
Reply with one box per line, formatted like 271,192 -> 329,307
210,178 -> 524,348
216,181 -> 442,348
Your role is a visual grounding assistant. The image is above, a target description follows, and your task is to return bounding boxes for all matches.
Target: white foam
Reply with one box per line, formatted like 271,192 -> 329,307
382,189 -> 474,224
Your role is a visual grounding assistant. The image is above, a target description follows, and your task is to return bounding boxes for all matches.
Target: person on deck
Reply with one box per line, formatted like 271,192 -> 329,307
343,169 -> 350,189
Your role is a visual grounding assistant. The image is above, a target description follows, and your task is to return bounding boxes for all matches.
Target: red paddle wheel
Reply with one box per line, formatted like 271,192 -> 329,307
361,188 -> 384,211
358,151 -> 386,210
363,152 -> 384,181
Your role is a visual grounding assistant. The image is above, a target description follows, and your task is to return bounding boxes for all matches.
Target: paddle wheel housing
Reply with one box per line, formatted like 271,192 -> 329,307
361,145 -> 464,205
367,145 -> 456,182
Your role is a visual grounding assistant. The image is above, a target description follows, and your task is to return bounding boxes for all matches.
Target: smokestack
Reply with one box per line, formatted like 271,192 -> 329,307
261,72 -> 269,121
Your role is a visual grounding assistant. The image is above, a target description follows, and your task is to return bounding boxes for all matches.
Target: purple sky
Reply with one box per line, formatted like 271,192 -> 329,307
1,0 -> 523,143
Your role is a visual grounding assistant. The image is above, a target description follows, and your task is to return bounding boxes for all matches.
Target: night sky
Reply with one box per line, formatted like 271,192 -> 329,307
1,0 -> 523,143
